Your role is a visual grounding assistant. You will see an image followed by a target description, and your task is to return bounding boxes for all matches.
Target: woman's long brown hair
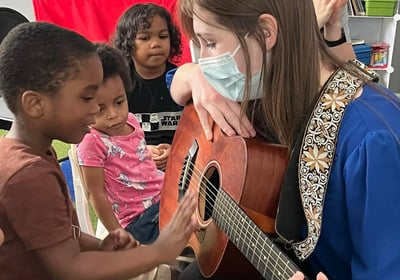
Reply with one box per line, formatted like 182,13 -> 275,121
178,0 -> 347,149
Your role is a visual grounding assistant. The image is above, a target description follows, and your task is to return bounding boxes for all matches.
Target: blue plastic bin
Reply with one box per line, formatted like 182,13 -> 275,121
353,44 -> 372,66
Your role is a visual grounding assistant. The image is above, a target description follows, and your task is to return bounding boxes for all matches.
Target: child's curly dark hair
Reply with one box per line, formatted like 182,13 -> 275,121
112,3 -> 182,63
93,43 -> 134,94
0,22 -> 96,114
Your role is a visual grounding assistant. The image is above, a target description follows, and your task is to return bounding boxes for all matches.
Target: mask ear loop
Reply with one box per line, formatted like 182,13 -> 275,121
232,33 -> 250,57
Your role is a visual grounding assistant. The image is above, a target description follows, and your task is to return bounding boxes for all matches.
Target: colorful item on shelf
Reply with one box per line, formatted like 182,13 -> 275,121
370,42 -> 390,68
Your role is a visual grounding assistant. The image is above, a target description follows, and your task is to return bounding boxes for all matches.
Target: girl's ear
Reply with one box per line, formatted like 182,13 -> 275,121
21,90 -> 45,118
258,14 -> 278,51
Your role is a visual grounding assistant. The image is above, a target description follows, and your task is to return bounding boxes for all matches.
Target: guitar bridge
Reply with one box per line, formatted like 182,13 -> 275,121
178,140 -> 198,200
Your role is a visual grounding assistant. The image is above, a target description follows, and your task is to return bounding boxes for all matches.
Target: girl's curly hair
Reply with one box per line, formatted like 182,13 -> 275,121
112,3 -> 182,63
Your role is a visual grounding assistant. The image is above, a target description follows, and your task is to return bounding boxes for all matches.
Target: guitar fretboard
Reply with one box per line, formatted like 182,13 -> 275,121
213,190 -> 302,280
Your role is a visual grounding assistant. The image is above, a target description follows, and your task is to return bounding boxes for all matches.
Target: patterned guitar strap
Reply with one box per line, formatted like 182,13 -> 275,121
275,60 -> 379,261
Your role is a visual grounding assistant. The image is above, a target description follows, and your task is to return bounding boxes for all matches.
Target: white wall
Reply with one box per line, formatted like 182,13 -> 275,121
0,0 -> 35,21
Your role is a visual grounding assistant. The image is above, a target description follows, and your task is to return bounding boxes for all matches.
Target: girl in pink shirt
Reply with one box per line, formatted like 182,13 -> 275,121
78,43 -> 164,244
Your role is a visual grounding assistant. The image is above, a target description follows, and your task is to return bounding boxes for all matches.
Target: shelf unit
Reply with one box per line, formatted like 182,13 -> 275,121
348,14 -> 399,88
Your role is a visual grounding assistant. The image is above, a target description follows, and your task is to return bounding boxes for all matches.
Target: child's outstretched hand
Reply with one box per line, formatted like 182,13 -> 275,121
100,229 -> 140,251
151,190 -> 199,263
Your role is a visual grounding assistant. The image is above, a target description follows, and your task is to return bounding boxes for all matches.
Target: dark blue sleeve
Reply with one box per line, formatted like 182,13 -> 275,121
344,130 -> 400,279
165,67 -> 178,90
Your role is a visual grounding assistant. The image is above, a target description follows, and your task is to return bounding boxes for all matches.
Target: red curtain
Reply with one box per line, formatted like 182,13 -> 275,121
32,0 -> 191,65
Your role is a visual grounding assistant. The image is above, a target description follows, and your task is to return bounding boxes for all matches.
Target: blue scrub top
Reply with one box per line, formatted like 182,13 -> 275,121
306,84 -> 400,279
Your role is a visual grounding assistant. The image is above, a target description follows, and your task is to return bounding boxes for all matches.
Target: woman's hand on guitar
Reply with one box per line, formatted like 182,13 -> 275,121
289,271 -> 328,280
152,190 -> 199,263
190,64 -> 255,141
170,63 -> 255,141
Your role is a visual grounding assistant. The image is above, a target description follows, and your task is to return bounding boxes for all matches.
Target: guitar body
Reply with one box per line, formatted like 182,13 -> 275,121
160,104 -> 289,279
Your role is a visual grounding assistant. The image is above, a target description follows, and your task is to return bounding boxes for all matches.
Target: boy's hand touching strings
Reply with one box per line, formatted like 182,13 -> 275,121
153,190 -> 199,263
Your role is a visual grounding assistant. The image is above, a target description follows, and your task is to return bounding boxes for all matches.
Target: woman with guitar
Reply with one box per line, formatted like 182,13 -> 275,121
167,0 -> 400,279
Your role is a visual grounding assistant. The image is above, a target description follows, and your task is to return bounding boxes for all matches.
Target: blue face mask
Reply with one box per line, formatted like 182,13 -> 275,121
198,39 -> 263,102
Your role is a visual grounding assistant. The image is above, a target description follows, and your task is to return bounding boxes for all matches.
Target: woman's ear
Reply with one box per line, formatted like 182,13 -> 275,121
21,90 -> 45,118
258,14 -> 278,51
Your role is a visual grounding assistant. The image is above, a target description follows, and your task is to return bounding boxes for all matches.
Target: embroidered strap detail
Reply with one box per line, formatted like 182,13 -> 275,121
292,60 -> 377,260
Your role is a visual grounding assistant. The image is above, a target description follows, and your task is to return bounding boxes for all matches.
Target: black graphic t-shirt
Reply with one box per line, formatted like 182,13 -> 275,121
128,61 -> 182,145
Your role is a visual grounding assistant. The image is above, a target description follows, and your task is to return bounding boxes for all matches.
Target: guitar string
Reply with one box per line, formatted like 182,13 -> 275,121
184,161 -> 295,279
180,160 -> 297,279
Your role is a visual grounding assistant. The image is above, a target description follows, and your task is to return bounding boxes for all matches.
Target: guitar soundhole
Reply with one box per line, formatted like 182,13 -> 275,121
198,166 -> 220,221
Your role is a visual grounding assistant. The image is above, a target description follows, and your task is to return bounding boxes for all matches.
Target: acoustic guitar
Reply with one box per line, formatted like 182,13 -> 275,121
159,103 -> 307,279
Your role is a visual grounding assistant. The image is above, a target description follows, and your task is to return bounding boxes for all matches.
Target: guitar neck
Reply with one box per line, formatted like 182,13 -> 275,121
213,189 -> 302,280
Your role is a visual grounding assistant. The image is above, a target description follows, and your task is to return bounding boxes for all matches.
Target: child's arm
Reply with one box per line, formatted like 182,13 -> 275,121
34,190 -> 198,280
80,166 -> 122,232
78,232 -> 102,251
79,229 -> 139,252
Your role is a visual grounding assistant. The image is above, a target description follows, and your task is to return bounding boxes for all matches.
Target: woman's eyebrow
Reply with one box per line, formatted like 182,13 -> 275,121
195,32 -> 217,42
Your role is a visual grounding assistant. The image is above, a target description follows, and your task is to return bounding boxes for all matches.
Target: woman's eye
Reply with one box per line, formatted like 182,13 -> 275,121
206,42 -> 216,49
81,97 -> 93,102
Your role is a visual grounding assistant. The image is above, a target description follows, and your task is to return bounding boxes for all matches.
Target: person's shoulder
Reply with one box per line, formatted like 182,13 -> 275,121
0,138 -> 41,166
356,84 -> 400,113
0,141 -> 58,189
339,83 -> 400,148
362,83 -> 397,96
127,112 -> 141,128
83,128 -> 102,139
78,129 -> 105,152
165,62 -> 178,89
